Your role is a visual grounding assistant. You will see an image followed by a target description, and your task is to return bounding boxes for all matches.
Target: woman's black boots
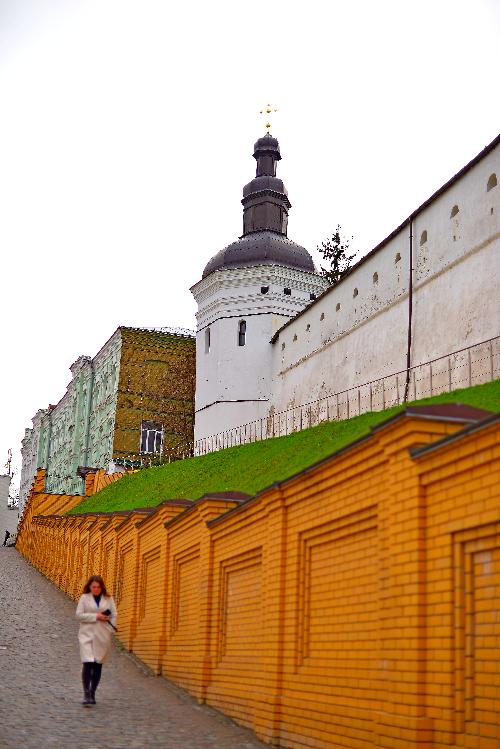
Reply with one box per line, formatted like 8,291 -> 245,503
89,662 -> 102,704
81,661 -> 102,705
82,663 -> 93,706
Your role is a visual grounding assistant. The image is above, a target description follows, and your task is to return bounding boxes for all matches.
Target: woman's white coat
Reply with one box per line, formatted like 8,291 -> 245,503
76,593 -> 118,663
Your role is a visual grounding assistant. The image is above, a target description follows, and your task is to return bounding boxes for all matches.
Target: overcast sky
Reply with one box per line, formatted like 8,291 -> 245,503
1,0 -> 499,490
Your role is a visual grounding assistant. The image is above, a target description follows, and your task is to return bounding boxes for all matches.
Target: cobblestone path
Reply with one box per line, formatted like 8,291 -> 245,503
0,548 -> 267,749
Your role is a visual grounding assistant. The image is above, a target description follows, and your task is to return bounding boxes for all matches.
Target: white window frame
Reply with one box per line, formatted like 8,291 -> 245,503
140,421 -> 164,455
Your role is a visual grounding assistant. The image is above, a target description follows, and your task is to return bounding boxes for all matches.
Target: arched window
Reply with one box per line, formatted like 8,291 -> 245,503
205,327 -> 211,354
373,272 -> 379,284
487,173 -> 497,191
420,230 -> 427,246
238,320 -> 247,347
353,287 -> 358,298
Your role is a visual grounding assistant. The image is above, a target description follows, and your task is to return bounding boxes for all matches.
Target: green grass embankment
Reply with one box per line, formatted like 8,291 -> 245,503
68,379 -> 500,515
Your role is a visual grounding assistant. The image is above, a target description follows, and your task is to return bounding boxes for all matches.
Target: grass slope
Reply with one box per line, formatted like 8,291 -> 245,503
69,380 -> 500,515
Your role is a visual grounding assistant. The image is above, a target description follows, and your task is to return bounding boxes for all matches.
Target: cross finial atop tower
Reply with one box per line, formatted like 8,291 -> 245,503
259,103 -> 278,133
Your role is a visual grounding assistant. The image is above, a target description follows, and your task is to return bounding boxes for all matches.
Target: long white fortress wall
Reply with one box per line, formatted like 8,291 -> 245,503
270,140 -> 500,414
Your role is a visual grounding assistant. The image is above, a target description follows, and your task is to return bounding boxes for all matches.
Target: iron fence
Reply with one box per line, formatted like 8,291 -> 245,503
193,336 -> 499,456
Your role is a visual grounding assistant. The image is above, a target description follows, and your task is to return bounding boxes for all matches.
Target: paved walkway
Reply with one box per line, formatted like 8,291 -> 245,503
0,548 -> 267,749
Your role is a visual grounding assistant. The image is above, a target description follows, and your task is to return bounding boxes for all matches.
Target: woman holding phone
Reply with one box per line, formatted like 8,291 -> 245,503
76,575 -> 117,706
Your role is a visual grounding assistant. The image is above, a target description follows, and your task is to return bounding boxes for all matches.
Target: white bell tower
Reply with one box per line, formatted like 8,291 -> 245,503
191,133 -> 328,446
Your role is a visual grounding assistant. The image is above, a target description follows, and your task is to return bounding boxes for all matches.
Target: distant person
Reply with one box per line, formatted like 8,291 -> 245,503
76,575 -> 117,706
2,530 -> 10,546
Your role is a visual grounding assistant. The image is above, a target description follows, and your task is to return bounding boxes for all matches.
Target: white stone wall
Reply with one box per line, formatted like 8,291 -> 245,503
269,142 -> 500,414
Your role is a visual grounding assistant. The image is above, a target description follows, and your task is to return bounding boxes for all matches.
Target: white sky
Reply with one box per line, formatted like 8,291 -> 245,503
1,0 -> 499,490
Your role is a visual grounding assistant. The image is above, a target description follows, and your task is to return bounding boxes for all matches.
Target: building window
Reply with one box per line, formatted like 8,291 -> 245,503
336,302 -> 341,311
420,230 -> 427,246
395,252 -> 401,263
261,286 -> 269,294
373,272 -> 379,284
487,173 -> 497,191
284,287 -> 292,295
238,320 -> 247,347
353,287 -> 358,297
205,327 -> 211,354
140,421 -> 163,454
450,204 -> 459,218
310,293 -> 316,300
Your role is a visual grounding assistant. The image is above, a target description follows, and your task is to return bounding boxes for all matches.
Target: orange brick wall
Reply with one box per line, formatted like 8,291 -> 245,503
15,414 -> 500,749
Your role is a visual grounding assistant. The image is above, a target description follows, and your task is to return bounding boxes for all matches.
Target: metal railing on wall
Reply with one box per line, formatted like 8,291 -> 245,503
193,336 -> 499,456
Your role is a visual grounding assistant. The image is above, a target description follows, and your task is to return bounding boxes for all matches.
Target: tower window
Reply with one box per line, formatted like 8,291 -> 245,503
205,327 -> 211,354
284,287 -> 292,296
487,173 -> 497,191
140,421 -> 163,454
261,286 -> 269,294
238,320 -> 247,347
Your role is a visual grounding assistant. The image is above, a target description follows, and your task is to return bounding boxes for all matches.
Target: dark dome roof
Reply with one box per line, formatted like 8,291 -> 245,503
253,134 -> 281,157
202,230 -> 315,278
242,175 -> 287,199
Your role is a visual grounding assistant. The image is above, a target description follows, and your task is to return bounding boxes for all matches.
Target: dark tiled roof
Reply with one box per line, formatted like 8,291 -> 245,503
410,412 -> 500,458
202,230 -> 315,278
370,403 -> 493,432
198,491 -> 252,501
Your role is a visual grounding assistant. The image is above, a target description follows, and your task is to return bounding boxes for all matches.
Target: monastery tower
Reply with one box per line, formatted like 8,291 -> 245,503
191,133 -> 328,442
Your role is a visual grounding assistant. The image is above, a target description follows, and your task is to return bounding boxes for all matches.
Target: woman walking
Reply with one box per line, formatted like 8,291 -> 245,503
76,575 -> 117,706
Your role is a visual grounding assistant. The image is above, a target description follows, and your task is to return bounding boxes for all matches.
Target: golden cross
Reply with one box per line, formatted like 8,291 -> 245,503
259,103 -> 278,133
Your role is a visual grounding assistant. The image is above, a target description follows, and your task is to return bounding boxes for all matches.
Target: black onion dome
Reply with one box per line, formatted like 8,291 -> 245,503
202,230 -> 315,278
253,134 -> 281,158
201,133 -> 316,280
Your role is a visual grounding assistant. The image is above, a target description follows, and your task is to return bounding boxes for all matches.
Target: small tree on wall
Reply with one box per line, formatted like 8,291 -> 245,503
317,225 -> 355,285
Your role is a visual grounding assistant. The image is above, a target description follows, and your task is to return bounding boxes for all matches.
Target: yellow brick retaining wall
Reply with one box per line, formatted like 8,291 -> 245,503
16,411 -> 500,749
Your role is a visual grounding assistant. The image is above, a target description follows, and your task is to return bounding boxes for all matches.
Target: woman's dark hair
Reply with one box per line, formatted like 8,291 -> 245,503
83,575 -> 108,596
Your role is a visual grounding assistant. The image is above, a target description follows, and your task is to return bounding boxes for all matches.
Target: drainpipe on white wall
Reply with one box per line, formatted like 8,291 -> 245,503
403,218 -> 414,402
